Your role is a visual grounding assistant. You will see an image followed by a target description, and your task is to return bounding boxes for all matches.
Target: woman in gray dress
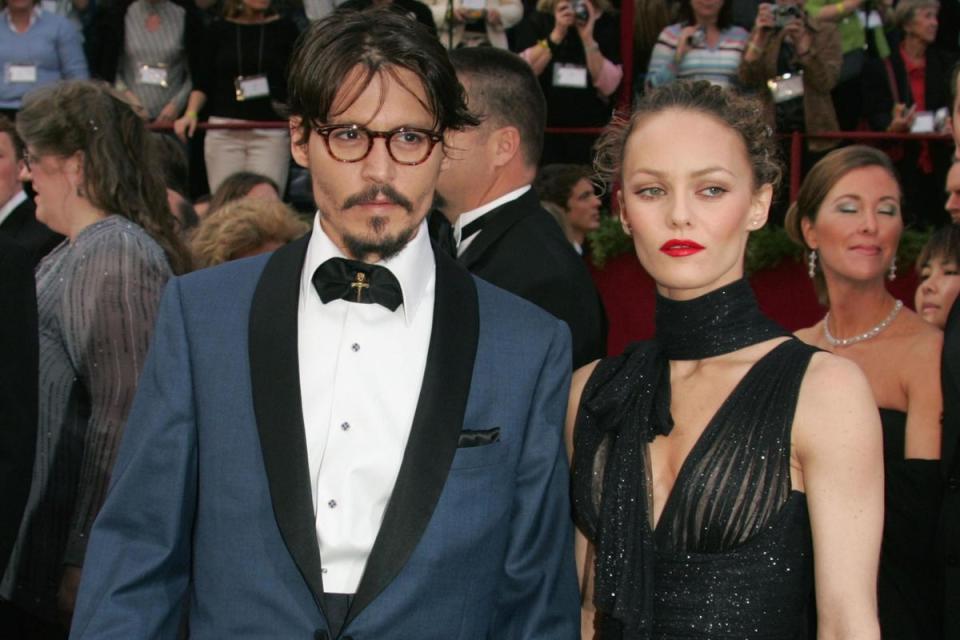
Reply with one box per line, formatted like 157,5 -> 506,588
0,80 -> 190,636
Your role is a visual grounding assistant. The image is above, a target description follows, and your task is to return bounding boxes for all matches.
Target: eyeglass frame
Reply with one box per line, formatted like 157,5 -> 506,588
312,124 -> 444,166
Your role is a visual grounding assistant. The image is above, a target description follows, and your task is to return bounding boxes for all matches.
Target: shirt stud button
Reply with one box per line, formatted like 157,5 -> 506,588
328,499 -> 337,509
351,343 -> 360,352
341,422 -> 350,431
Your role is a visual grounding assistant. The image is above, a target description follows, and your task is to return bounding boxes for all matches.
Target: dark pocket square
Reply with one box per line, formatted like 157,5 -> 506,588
457,428 -> 500,448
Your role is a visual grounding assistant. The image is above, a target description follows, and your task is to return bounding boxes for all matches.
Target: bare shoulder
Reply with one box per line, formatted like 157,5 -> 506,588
566,360 -> 600,454
889,310 -> 943,375
793,351 -> 881,454
793,320 -> 824,347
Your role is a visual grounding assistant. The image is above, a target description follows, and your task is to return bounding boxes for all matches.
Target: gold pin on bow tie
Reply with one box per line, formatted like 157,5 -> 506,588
350,272 -> 370,302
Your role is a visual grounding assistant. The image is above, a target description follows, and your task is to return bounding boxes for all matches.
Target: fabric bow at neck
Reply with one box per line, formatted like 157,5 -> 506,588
312,257 -> 403,311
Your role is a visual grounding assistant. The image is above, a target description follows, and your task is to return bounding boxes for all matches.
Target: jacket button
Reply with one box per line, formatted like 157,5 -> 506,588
948,478 -> 960,492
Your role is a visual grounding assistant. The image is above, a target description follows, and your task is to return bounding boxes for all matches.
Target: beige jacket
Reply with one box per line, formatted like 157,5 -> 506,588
428,0 -> 523,49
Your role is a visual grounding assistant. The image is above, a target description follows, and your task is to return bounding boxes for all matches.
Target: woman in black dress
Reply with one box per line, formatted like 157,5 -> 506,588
568,81 -> 884,638
789,146 -> 943,639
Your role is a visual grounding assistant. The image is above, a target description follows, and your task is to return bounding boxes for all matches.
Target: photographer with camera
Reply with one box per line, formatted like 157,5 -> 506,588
515,0 -> 622,163
427,0 -> 522,49
739,0 -> 842,154
645,0 -> 749,89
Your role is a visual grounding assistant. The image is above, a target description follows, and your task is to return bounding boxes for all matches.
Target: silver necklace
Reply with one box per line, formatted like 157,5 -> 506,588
823,299 -> 903,348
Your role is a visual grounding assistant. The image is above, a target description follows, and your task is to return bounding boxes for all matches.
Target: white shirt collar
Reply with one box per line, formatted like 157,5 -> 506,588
0,190 -> 27,227
452,184 -> 531,250
300,212 -> 435,326
4,6 -> 41,32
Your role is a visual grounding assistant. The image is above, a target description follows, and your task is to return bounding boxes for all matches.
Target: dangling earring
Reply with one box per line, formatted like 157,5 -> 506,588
888,256 -> 897,281
807,250 -> 817,278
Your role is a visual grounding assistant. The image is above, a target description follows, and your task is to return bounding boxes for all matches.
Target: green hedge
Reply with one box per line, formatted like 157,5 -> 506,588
588,215 -> 931,274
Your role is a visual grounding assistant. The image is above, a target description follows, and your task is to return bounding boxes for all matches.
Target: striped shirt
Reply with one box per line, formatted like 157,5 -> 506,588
119,0 -> 191,118
646,23 -> 749,89
0,216 -> 171,620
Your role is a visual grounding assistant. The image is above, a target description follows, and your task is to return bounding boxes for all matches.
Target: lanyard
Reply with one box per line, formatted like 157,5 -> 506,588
235,23 -> 265,77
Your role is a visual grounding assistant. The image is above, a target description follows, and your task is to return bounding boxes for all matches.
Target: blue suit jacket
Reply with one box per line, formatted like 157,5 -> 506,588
69,236 -> 580,639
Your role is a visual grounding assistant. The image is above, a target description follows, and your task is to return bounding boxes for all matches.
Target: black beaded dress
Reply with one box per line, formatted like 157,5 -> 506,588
573,280 -> 817,639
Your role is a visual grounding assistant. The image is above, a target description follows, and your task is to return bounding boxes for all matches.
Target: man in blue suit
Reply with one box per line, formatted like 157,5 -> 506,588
69,10 -> 579,640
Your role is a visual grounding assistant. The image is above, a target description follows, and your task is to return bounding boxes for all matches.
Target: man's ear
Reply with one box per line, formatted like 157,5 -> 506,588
289,117 -> 309,168
491,125 -> 521,169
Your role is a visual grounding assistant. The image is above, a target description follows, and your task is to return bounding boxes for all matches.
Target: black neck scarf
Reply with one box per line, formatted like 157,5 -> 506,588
573,278 -> 787,637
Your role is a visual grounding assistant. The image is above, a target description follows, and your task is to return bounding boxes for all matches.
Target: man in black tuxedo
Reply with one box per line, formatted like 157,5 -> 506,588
0,117 -> 62,267
435,46 -> 606,368
941,292 -> 960,638
0,234 -> 37,577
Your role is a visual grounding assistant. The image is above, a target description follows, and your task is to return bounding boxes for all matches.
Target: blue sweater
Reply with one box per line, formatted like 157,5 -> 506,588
0,9 -> 89,110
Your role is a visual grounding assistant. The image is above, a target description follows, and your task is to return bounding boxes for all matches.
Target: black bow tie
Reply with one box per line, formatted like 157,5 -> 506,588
312,258 -> 404,311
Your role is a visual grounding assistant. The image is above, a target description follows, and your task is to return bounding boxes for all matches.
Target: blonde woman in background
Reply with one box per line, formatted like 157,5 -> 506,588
190,197 -> 308,267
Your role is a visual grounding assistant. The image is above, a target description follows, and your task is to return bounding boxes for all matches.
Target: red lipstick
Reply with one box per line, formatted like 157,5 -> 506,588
659,239 -> 705,257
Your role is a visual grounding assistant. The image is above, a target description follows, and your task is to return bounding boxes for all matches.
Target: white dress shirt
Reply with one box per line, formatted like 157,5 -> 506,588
298,214 -> 435,594
0,189 -> 26,227
453,184 -> 530,256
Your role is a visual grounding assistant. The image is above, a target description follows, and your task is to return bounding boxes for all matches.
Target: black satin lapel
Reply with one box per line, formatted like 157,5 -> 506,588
346,248 -> 479,625
457,189 -> 538,268
249,234 -> 326,610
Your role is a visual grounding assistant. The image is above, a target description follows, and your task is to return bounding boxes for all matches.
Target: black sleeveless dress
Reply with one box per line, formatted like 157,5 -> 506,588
574,338 -> 818,639
876,409 -> 942,639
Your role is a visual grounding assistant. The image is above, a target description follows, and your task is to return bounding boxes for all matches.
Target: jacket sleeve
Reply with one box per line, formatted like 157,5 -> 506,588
800,21 -> 842,92
70,278 -> 198,640
491,318 -> 581,639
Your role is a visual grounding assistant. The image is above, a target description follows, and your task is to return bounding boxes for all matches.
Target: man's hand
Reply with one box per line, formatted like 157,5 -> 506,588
174,112 -> 198,142
888,103 -> 917,132
58,565 -> 83,628
155,101 -> 179,125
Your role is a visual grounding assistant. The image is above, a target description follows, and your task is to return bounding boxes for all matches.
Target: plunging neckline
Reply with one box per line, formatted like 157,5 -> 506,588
650,338 -> 795,537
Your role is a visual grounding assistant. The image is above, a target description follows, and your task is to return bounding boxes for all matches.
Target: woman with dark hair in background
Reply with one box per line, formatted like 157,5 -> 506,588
0,80 -> 190,637
788,145 -> 943,639
570,81 -> 883,638
205,169 -> 280,215
645,0 -> 749,89
173,0 -> 297,195
534,163 -> 601,254
915,223 -> 960,330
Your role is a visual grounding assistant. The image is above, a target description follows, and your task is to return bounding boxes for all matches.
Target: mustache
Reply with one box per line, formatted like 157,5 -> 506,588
342,184 -> 413,213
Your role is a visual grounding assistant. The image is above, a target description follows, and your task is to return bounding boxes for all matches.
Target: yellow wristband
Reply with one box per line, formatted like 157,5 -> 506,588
835,1 -> 845,14
185,110 -> 198,120
538,38 -> 550,50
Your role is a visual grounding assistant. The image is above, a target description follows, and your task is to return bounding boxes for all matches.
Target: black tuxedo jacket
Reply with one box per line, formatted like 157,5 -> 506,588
941,298 -> 960,637
0,234 -> 37,575
0,197 -> 63,268
458,188 -> 607,368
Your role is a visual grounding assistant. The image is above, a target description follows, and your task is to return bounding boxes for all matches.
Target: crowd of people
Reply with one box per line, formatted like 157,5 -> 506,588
1,0 -> 960,639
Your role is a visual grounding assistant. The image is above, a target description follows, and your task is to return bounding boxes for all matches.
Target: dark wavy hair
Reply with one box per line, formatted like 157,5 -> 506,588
286,8 -> 479,147
594,80 -> 781,193
208,171 -> 280,215
17,81 -> 191,274
535,164 -> 595,210
784,145 -> 901,306
916,223 -> 960,273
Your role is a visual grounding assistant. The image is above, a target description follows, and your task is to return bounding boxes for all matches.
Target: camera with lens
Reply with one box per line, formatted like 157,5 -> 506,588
573,0 -> 590,23
773,5 -> 804,28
